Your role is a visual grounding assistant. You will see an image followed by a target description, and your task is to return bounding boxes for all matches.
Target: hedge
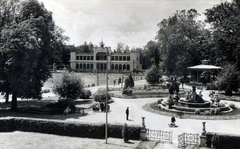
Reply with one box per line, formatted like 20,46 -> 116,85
0,118 -> 140,140
206,132 -> 240,149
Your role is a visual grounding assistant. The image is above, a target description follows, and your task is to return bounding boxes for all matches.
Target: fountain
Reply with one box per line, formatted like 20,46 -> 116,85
160,85 -> 231,113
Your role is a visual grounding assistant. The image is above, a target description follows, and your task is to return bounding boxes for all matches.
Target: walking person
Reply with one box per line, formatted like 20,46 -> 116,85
126,107 -> 129,120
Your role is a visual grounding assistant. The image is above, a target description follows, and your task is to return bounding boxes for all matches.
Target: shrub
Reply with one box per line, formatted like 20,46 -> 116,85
91,83 -> 95,87
214,108 -> 221,115
123,73 -> 134,90
204,110 -> 210,115
80,89 -> 92,99
229,103 -> 236,109
44,99 -> 76,113
122,87 -> 133,95
145,65 -> 162,84
122,123 -> 129,143
194,109 -> 200,115
210,108 -> 215,115
211,133 -> 220,149
52,72 -> 84,99
93,89 -> 111,102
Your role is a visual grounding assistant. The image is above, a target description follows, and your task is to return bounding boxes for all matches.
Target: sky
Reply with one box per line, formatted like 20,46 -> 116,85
38,0 -> 231,49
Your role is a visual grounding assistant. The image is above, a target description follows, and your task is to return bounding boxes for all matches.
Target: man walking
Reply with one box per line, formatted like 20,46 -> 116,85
126,107 -> 129,120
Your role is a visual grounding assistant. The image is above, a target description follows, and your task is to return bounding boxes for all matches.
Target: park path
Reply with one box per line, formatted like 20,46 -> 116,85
0,78 -> 239,148
64,80 -> 240,145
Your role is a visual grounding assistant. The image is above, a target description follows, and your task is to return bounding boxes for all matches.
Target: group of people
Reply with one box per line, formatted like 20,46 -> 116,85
113,78 -> 122,86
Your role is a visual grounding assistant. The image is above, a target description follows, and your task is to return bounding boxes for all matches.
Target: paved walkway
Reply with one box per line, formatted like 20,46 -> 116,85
0,79 -> 239,149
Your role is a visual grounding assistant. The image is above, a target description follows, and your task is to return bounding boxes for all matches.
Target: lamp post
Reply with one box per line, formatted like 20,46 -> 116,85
105,47 -> 109,144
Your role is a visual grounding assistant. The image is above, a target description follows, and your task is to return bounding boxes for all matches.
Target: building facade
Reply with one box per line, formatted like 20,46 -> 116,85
70,47 -> 142,72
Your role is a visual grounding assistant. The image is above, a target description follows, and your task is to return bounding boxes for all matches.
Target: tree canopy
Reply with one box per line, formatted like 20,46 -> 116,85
156,9 -> 207,76
0,0 -> 67,110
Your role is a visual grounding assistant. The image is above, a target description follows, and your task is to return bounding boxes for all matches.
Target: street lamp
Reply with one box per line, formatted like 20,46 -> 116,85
105,47 -> 110,144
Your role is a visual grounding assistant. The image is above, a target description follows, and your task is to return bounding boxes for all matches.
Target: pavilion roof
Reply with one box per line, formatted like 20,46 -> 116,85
188,64 -> 222,70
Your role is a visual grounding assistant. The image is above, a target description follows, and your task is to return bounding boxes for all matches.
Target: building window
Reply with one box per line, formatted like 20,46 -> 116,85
111,56 -> 114,61
80,64 -> 82,69
96,52 -> 107,60
119,56 -> 122,61
127,56 -> 130,61
127,64 -> 130,70
115,56 -> 118,61
111,64 -> 114,70
123,64 -> 126,70
91,56 -> 93,60
84,56 -> 86,60
90,64 -> 93,69
80,56 -> 82,60
87,56 -> 90,60
123,56 -> 126,61
76,56 -> 79,60
87,64 -> 89,69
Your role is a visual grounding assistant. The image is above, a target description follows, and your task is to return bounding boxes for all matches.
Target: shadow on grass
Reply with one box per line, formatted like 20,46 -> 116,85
0,109 -> 89,120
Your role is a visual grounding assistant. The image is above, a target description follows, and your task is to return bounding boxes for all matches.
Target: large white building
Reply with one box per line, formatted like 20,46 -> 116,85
70,47 -> 142,72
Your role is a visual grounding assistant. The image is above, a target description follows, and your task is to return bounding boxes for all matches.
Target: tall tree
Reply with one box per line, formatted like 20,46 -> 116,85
0,0 -> 65,110
204,0 -> 240,70
144,40 -> 160,68
156,9 -> 206,77
116,42 -> 124,53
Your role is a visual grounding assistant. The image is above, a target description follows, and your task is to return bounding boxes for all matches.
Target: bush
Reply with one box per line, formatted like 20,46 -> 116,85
214,108 -> 221,115
45,99 -> 76,113
80,89 -> 92,99
91,83 -> 95,87
93,89 -> 111,102
204,110 -> 210,115
145,65 -> 162,84
122,87 -> 133,95
122,123 -> 129,143
211,133 -> 220,149
210,108 -> 215,115
52,72 -> 84,99
194,109 -> 200,115
123,73 -> 134,90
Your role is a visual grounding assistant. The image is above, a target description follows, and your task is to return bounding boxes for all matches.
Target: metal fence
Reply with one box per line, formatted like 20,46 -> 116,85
178,133 -> 199,148
146,129 -> 173,144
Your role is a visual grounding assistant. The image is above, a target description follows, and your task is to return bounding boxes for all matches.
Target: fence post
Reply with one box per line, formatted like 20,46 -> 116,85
200,122 -> 207,147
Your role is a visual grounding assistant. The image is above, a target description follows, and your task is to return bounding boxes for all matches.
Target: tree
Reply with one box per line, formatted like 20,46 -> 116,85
52,72 -> 85,99
204,1 -> 240,70
0,0 -> 66,110
144,40 -> 160,68
145,65 -> 162,84
116,42 -> 124,53
124,73 -> 134,89
156,9 -> 206,76
214,65 -> 239,96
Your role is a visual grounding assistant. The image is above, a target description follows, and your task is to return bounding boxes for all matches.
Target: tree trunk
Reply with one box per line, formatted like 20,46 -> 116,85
5,89 -> 9,103
11,93 -> 17,111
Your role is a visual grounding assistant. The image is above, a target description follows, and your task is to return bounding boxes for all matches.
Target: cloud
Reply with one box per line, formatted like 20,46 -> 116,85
39,0 -> 230,49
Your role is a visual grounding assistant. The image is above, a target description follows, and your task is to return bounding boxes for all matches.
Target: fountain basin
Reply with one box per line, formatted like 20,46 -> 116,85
178,98 -> 210,108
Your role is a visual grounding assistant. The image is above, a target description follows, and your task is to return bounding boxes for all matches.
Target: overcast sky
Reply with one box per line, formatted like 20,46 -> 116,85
39,0 -> 230,49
